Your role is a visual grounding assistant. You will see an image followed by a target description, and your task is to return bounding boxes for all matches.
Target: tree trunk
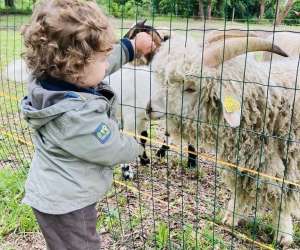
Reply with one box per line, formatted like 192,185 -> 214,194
275,0 -> 294,25
4,0 -> 15,8
232,7 -> 235,22
207,0 -> 212,19
198,0 -> 204,20
259,0 -> 265,19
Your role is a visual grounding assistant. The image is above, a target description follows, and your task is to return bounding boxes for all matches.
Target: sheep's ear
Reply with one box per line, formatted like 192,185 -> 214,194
221,95 -> 241,128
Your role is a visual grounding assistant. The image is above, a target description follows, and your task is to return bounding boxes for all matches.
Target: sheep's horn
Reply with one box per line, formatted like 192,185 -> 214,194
203,37 -> 288,67
205,30 -> 258,44
137,19 -> 147,26
123,19 -> 148,39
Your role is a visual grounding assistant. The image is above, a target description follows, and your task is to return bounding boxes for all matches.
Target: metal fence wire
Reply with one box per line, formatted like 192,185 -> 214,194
0,0 -> 300,249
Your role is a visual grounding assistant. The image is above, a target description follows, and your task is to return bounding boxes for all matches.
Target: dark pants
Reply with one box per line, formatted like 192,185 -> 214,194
33,203 -> 100,250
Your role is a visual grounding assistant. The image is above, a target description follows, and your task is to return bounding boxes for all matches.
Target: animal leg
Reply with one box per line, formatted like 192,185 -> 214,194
156,143 -> 169,158
272,206 -> 293,248
222,194 -> 245,227
187,144 -> 197,168
140,130 -> 150,165
156,132 -> 170,158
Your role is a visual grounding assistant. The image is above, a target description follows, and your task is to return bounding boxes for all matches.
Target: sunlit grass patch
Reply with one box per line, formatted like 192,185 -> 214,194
0,166 -> 38,240
0,30 -> 23,70
153,221 -> 229,249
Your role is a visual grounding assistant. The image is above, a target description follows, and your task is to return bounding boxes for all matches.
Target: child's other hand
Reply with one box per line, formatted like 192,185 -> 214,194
132,32 -> 156,56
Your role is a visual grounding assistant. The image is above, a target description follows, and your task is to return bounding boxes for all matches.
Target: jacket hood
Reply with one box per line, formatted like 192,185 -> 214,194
21,75 -> 116,130
21,75 -> 85,130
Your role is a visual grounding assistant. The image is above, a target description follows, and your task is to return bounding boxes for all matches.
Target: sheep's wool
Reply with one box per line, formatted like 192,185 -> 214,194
152,36 -> 300,244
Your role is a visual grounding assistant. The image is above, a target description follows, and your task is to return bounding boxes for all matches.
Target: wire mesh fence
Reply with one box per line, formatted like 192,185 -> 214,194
1,0 -> 300,249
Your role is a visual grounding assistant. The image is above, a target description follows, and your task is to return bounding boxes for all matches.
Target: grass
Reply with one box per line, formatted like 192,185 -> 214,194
0,166 -> 38,241
294,223 -> 300,246
155,221 -> 169,249
0,30 -> 23,69
154,221 -> 229,249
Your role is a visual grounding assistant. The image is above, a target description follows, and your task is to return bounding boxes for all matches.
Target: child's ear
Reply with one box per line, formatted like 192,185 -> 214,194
221,95 -> 241,128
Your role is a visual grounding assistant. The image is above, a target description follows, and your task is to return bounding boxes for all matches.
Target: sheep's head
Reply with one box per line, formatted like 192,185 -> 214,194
124,19 -> 170,65
147,36 -> 288,138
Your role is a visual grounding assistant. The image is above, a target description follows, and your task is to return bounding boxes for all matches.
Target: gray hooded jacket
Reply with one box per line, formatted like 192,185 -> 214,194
21,41 -> 143,214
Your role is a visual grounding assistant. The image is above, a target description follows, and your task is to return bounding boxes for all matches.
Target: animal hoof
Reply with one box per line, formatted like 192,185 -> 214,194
222,212 -> 239,227
156,144 -> 169,158
187,158 -> 196,168
278,233 -> 293,249
140,156 -> 150,166
121,164 -> 134,180
188,144 -> 197,168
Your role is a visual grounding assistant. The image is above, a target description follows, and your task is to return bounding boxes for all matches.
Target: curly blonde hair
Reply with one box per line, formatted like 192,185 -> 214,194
22,0 -> 116,81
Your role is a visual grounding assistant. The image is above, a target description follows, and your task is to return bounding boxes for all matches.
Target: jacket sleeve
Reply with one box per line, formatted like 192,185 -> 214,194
49,105 -> 143,167
106,38 -> 135,76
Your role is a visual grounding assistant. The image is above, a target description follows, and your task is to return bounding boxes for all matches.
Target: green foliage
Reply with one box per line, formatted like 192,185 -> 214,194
284,1 -> 300,25
173,223 -> 228,249
263,0 -> 300,25
155,221 -> 169,249
159,0 -> 198,16
1,0 -> 300,24
295,222 -> 300,246
0,166 -> 38,239
0,30 -> 23,69
210,0 -> 225,17
226,0 -> 260,20
98,0 -> 152,18
0,0 -> 33,12
96,0 -> 300,24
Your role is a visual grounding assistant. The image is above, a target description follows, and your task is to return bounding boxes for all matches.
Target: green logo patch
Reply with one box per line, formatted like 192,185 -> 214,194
95,123 -> 111,144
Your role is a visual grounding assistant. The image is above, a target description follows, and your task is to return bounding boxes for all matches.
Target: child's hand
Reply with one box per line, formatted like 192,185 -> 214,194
132,32 -> 156,56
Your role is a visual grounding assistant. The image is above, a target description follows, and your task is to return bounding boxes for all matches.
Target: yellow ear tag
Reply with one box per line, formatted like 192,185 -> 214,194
224,96 -> 240,113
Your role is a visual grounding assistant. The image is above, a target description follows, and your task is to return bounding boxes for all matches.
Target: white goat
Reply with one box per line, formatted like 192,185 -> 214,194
147,35 -> 300,247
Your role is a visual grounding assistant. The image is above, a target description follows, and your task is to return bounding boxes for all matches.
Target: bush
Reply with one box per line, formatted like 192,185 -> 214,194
98,0 -> 153,18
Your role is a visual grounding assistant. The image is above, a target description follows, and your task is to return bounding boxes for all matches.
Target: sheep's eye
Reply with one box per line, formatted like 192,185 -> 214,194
184,88 -> 196,93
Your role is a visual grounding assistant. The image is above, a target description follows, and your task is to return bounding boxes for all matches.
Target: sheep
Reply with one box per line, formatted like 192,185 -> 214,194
2,58 -> 29,83
263,32 -> 300,61
103,64 -> 160,167
204,29 -> 258,46
252,32 -> 300,66
147,35 -> 300,247
105,20 -> 173,179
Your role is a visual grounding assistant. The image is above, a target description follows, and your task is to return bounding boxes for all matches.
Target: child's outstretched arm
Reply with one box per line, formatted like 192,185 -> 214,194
106,32 -> 155,76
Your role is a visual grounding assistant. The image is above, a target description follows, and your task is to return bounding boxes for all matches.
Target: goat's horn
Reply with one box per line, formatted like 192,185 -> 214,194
203,37 -> 288,67
206,30 -> 258,44
137,19 -> 147,26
